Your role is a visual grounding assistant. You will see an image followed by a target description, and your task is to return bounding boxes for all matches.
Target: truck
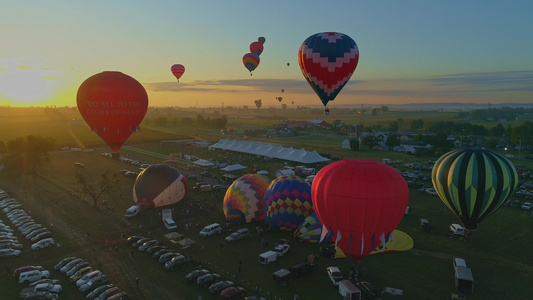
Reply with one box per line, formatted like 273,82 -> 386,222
162,209 -> 177,230
20,283 -> 62,298
338,280 -> 361,300
258,251 -> 277,264
224,228 -> 250,243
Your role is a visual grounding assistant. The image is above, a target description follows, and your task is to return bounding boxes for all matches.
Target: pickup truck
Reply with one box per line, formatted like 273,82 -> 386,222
20,283 -> 62,298
224,228 -> 250,243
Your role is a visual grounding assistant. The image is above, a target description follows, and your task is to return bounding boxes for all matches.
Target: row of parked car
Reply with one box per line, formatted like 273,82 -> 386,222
55,256 -> 128,300
0,190 -> 55,258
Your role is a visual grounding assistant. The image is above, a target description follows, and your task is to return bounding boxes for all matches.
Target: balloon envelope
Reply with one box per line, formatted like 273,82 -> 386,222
294,212 -> 323,243
133,164 -> 188,209
258,36 -> 266,44
254,99 -> 262,109
312,159 -> 408,263
264,175 -> 313,231
249,42 -> 264,55
432,149 -> 518,230
298,32 -> 359,107
171,64 -> 185,81
77,71 -> 148,151
223,174 -> 269,224
242,53 -> 260,74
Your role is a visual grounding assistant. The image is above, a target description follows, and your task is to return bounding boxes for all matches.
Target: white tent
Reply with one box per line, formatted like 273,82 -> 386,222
193,159 -> 215,167
221,164 -> 247,172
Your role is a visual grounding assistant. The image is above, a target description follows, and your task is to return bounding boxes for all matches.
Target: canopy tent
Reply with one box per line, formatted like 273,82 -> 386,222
221,164 -> 247,172
210,139 -> 329,164
257,170 -> 269,175
193,159 -> 215,167
176,238 -> 196,249
164,232 -> 183,242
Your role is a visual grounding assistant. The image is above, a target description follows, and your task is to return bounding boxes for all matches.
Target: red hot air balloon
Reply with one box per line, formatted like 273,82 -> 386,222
311,159 -> 408,263
250,42 -> 264,55
298,32 -> 359,114
171,64 -> 185,81
77,71 -> 148,152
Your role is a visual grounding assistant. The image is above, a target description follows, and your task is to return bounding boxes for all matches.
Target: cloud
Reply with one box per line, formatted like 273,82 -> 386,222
428,70 -> 533,93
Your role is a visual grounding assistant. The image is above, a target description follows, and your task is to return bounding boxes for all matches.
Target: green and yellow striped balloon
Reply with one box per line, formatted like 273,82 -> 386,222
432,149 -> 518,230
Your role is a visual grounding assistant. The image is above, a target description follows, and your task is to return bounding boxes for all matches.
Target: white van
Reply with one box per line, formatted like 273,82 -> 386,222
258,251 -> 277,265
199,223 -> 222,237
450,224 -> 465,236
125,205 -> 140,219
19,270 -> 50,284
338,280 -> 362,300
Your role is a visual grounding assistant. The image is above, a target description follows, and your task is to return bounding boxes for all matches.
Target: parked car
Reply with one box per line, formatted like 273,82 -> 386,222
138,239 -> 159,252
60,258 -> 84,273
356,281 -> 378,299
107,292 -> 129,300
132,238 -> 150,248
26,228 -> 49,240
199,223 -> 222,237
153,248 -> 173,259
126,236 -> 145,245
69,266 -> 92,281
326,266 -> 343,286
289,262 -> 317,277
273,243 -> 290,256
54,257 -> 76,270
76,270 -> 102,287
31,238 -> 55,250
19,270 -> 50,284
224,228 -> 250,243
95,287 -> 121,300
23,291 -> 59,300
0,248 -> 21,257
197,273 -> 221,287
219,286 -> 245,300
79,274 -> 110,293
31,232 -> 52,242
450,224 -> 465,236
521,202 -> 532,211
165,255 -> 193,270
66,261 -> 91,277
209,280 -> 235,295
14,265 -> 44,278
86,284 -> 114,299
159,252 -> 180,264
0,242 -> 22,250
29,279 -> 61,287
147,245 -> 167,254
185,269 -> 209,282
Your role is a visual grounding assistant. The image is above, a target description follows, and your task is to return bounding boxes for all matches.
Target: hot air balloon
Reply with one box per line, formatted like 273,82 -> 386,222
281,89 -> 285,93
298,32 -> 359,114
432,149 -> 518,231
133,164 -> 188,209
254,99 -> 262,109
258,36 -> 266,44
294,212 -> 323,243
312,159 -> 408,263
223,174 -> 269,224
291,101 -> 295,105
242,53 -> 260,75
264,175 -> 313,231
287,63 -> 290,67
277,97 -> 283,102
250,42 -> 264,55
171,64 -> 185,81
77,71 -> 148,152
281,104 -> 287,109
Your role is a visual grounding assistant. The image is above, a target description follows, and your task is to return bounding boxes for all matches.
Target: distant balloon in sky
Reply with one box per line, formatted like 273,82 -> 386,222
133,164 -> 188,209
287,63 -> 290,66
281,89 -> 284,93
258,36 -> 266,44
250,42 -> 264,55
243,53 -> 260,75
282,103 -> 287,109
171,64 -> 185,82
77,71 -> 148,152
277,97 -> 283,102
254,99 -> 262,109
298,32 -> 359,113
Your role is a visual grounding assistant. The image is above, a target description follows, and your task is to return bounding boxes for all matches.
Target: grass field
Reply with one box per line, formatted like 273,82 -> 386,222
0,107 -> 532,300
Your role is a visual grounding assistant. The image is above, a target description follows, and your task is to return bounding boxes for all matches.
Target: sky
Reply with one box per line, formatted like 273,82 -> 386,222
1,0 -> 532,108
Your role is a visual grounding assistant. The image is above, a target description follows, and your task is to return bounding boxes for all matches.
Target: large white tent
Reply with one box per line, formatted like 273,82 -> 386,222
210,139 -> 329,164
220,163 -> 247,171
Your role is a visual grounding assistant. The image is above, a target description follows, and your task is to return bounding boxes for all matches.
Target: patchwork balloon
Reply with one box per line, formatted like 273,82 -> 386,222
133,164 -> 188,209
223,174 -> 269,224
432,149 -> 518,230
298,32 -> 359,110
264,175 -> 313,231
294,212 -> 323,243
77,71 -> 148,151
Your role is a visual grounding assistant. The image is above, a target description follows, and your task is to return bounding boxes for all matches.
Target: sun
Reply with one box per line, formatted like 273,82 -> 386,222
0,66 -> 57,105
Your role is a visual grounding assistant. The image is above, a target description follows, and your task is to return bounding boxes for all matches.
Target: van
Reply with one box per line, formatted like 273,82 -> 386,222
199,223 -> 222,237
258,251 -> 277,265
19,270 -> 50,284
199,184 -> 212,192
339,280 -> 362,300
450,224 -> 465,236
125,205 -> 140,219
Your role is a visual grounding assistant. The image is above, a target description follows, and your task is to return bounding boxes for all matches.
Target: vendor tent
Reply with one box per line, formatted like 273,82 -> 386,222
193,159 -> 215,167
164,232 -> 183,241
221,164 -> 247,172
177,238 -> 196,248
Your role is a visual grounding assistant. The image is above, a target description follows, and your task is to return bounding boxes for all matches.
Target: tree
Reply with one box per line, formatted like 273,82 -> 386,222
361,135 -> 377,148
385,134 -> 401,147
75,170 -> 122,208
411,119 -> 424,130
3,135 -> 55,175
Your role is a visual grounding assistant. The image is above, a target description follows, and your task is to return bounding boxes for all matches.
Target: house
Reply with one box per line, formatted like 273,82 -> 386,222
311,120 -> 330,128
282,121 -> 312,129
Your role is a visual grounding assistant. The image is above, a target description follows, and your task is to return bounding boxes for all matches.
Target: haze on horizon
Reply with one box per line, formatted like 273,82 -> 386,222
1,1 -> 532,108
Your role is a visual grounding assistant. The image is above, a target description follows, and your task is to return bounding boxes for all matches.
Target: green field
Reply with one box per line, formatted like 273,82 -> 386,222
0,107 -> 531,300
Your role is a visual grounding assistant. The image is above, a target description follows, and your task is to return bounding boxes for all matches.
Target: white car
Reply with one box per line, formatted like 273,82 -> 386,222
274,244 -> 290,256
76,270 -> 102,286
326,266 -> 344,286
31,238 -> 55,250
521,202 -> 532,211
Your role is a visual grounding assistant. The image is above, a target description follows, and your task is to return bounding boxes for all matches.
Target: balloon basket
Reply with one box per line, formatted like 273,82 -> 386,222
324,108 -> 330,116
